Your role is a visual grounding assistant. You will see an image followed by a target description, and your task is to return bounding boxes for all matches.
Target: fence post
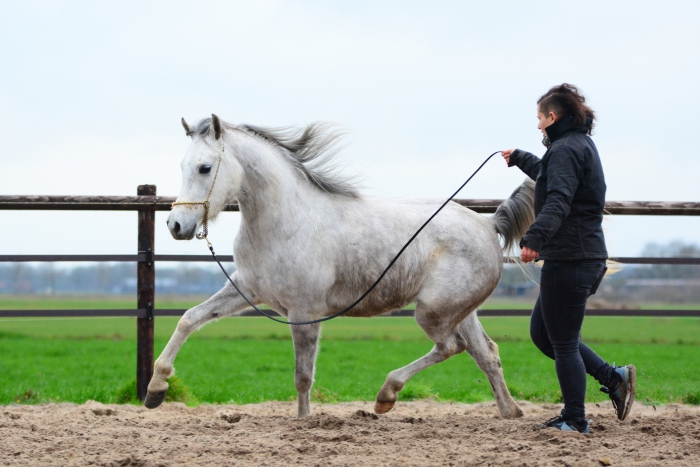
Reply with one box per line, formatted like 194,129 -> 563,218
137,185 -> 156,401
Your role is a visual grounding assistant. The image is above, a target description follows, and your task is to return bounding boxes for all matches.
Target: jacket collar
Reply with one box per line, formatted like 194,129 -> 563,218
545,116 -> 575,142
544,115 -> 592,143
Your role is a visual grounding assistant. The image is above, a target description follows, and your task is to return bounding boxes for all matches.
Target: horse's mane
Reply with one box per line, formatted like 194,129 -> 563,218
192,118 -> 360,198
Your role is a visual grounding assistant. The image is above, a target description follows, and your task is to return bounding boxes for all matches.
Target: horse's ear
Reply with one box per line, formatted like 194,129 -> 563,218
181,118 -> 193,137
211,114 -> 222,140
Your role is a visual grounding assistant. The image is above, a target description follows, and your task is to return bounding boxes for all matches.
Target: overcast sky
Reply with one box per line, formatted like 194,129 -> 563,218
1,0 -> 698,259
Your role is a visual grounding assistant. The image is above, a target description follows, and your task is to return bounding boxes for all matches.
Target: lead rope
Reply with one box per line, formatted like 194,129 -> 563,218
175,145 -> 502,325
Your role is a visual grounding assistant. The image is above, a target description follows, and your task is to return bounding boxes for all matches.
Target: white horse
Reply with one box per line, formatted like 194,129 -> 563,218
145,114 -> 535,418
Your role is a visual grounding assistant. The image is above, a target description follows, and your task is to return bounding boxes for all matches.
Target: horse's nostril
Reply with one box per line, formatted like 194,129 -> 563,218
174,222 -> 181,234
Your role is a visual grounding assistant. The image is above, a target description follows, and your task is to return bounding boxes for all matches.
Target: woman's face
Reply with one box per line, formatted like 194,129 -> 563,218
537,107 -> 558,135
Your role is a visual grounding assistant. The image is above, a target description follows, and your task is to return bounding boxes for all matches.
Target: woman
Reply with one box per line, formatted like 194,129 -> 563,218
502,84 -> 635,434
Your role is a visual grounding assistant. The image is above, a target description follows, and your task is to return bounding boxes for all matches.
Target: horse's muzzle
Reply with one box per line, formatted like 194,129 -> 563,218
167,218 -> 196,240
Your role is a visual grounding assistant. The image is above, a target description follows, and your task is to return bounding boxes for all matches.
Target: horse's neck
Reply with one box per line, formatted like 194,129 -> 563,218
234,148 -> 323,241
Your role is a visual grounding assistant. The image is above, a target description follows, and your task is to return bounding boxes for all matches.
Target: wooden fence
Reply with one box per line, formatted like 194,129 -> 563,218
1,187 -> 699,400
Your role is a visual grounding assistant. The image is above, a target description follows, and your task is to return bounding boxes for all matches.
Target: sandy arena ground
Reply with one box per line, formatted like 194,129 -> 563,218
1,400 -> 699,466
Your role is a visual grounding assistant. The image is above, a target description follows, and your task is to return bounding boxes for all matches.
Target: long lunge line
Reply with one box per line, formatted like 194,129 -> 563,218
208,150 -> 502,325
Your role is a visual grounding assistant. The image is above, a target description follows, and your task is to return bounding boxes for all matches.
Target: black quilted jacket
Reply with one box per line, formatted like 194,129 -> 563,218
509,116 -> 608,261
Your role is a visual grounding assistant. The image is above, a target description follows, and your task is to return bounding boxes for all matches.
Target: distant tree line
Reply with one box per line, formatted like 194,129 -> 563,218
0,262 -> 234,296
1,241 -> 698,302
497,241 -> 700,303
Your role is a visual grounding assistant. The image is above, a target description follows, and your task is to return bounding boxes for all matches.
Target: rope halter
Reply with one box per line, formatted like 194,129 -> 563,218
170,143 -> 224,245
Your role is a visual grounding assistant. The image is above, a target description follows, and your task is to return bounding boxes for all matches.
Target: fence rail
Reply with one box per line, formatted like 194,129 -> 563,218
2,195 -> 700,215
1,308 -> 698,318
2,188 -> 699,400
2,254 -> 699,265
0,254 -> 235,262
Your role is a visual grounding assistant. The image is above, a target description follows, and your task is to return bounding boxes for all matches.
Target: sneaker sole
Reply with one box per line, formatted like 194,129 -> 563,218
620,364 -> 636,421
533,422 -> 589,434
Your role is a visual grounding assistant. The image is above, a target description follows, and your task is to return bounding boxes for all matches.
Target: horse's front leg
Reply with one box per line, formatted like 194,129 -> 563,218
144,274 -> 258,409
289,321 -> 321,418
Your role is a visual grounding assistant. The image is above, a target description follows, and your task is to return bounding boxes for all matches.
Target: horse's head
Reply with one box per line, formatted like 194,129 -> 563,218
167,114 -> 244,240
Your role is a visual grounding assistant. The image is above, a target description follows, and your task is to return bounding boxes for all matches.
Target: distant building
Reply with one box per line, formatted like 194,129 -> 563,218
625,279 -> 700,287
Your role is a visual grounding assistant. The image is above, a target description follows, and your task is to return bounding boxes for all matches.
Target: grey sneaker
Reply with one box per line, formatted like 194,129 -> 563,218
534,415 -> 590,434
601,364 -> 636,421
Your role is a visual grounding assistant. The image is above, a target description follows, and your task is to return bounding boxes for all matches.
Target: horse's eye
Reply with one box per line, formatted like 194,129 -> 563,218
199,165 -> 212,174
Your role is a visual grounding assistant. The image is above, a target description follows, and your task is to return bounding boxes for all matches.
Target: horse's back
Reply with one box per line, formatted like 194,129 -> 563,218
323,197 -> 503,317
349,197 -> 501,261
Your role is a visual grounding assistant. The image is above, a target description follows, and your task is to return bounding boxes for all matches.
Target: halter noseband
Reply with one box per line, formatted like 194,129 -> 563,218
170,143 -> 224,245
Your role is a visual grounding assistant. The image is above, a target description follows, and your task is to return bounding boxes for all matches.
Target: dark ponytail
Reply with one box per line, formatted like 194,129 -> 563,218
537,84 -> 595,135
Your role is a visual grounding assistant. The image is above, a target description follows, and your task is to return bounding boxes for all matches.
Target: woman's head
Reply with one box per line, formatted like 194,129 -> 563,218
537,84 -> 595,136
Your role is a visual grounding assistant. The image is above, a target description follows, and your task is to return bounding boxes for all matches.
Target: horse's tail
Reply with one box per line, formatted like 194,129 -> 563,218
492,178 -> 536,253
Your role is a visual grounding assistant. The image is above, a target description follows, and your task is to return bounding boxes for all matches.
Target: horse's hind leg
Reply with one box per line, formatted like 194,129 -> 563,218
289,322 -> 321,418
375,338 -> 462,414
457,312 -> 523,418
375,306 -> 466,414
375,307 -> 523,418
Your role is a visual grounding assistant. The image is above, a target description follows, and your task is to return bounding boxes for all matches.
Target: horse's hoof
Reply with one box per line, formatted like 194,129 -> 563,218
144,390 -> 167,409
374,401 -> 395,414
513,406 -> 524,418
504,407 -> 524,419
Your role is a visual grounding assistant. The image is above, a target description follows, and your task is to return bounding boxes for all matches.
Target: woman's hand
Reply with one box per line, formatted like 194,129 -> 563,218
521,246 -> 539,263
501,148 -> 515,166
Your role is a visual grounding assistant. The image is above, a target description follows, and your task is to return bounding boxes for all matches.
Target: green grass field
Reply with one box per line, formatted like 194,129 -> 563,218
1,296 -> 699,407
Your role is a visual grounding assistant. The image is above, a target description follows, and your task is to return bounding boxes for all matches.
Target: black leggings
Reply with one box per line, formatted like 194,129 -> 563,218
530,260 -> 614,421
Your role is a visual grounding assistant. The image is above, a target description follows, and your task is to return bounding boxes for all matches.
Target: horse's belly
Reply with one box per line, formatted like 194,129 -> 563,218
325,263 -> 423,318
